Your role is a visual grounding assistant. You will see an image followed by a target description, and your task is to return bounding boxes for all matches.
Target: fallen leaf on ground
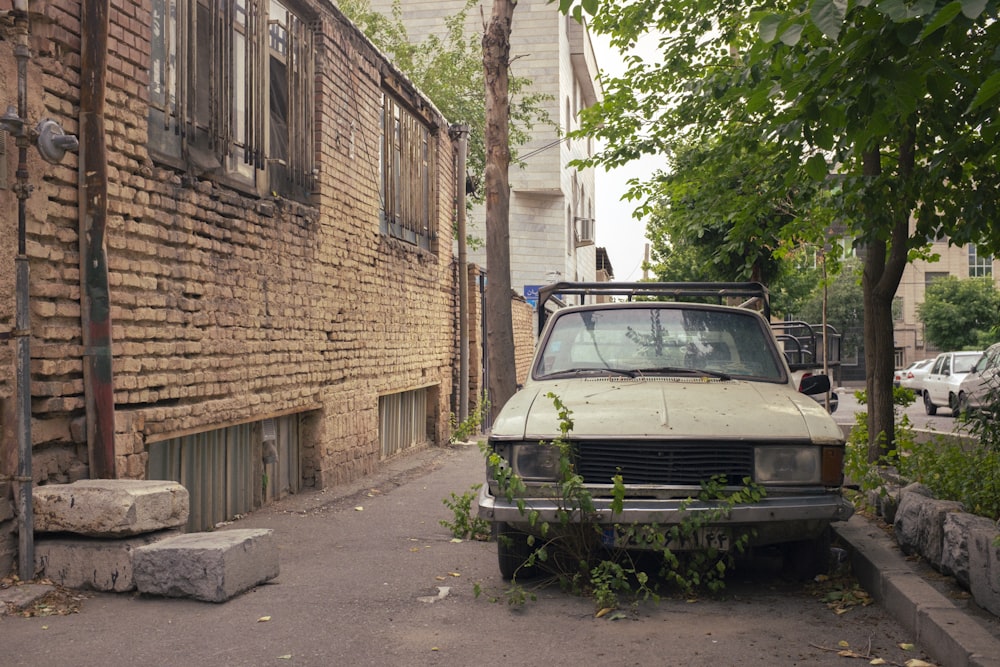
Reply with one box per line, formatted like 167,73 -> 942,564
258,616 -> 271,623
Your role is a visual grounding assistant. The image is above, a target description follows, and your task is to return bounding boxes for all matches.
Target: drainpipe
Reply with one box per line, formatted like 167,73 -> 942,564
80,0 -> 115,478
449,124 -> 470,424
0,0 -> 36,582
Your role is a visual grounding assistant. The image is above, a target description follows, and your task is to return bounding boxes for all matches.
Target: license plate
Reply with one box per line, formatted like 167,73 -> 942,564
602,526 -> 730,552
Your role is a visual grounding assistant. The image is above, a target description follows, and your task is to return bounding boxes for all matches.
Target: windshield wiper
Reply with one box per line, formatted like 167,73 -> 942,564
632,366 -> 732,381
544,367 -> 639,379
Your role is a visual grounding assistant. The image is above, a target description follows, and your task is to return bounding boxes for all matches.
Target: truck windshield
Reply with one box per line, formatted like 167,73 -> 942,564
535,306 -> 784,381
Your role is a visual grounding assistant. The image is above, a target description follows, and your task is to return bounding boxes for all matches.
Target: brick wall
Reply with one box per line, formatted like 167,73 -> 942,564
460,265 -> 536,422
0,0 -> 457,496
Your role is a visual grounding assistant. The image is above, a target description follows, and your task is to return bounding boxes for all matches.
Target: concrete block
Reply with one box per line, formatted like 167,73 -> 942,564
942,512 -> 996,589
968,522 -> 1000,617
916,603 -> 1000,667
895,485 -> 964,568
35,529 -> 181,592
133,529 -> 278,602
33,480 -> 189,537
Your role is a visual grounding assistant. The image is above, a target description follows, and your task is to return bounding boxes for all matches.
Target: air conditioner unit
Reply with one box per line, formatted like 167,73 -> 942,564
574,217 -> 595,247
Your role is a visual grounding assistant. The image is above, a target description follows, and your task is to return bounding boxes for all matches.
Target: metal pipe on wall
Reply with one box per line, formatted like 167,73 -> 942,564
450,124 -> 470,424
9,0 -> 35,582
80,0 -> 115,478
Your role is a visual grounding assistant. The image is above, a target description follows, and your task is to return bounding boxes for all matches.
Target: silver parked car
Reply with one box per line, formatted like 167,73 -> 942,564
478,282 -> 853,581
957,342 -> 1000,414
922,350 -> 983,416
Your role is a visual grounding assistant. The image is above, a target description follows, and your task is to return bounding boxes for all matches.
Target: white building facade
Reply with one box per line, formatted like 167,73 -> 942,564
361,0 -> 604,303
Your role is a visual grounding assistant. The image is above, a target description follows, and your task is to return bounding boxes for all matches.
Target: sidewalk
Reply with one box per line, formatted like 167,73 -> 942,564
3,443 -> 1000,667
834,516 -> 1000,667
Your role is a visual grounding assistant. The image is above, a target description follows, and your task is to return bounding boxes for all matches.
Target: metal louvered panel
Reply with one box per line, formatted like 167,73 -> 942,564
379,388 -> 429,459
148,422 -> 257,531
574,441 -> 755,486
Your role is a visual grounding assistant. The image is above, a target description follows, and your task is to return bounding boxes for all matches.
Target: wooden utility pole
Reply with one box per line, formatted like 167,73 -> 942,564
482,0 -> 518,419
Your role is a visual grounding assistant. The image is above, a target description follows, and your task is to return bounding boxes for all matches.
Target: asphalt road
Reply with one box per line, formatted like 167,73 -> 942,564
1,442 -> 937,667
833,384 -> 969,433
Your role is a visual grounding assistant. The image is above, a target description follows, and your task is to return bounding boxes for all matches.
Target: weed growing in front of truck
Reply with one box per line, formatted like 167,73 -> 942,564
440,484 -> 491,541
485,392 -> 764,609
448,392 -> 490,444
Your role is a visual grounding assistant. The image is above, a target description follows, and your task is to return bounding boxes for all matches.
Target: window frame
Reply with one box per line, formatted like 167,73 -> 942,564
378,88 -> 437,251
969,243 -> 993,278
148,0 -> 315,202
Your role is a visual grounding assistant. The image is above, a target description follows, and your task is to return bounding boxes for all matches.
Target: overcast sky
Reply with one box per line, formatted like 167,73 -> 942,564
589,31 -> 662,282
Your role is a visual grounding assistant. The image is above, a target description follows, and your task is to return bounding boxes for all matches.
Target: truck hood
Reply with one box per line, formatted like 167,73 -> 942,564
491,378 -> 843,443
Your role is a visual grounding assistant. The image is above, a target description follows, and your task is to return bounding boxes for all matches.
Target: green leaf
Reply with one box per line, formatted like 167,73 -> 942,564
582,0 -> 599,16
806,154 -> 829,180
960,0 -> 988,19
780,23 -> 804,46
919,1 -> 964,40
968,70 -> 1000,113
811,0 -> 847,40
759,14 -> 783,43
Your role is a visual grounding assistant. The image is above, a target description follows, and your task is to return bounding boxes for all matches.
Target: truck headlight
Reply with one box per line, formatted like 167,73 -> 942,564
754,446 -> 821,484
510,443 -> 562,481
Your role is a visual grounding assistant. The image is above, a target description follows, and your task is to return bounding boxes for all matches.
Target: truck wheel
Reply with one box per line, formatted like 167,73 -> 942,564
494,522 -> 537,580
784,527 -> 832,581
924,391 -> 937,415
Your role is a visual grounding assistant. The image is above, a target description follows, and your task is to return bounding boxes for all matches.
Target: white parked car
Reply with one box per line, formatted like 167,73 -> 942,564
922,350 -> 983,416
478,282 -> 853,581
957,343 -> 1000,414
897,358 -> 934,396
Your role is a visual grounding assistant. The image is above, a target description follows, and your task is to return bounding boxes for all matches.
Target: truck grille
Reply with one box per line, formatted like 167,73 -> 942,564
574,440 -> 755,486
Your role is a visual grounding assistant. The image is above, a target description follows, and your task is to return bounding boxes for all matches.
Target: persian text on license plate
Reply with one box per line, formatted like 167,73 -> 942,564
601,526 -> 730,551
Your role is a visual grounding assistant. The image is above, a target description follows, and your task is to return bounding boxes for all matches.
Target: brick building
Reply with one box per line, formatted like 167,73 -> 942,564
0,0 -> 464,568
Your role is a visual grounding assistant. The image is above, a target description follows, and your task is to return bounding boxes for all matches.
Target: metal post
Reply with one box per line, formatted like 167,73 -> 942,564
9,0 -> 35,582
450,124 -> 470,424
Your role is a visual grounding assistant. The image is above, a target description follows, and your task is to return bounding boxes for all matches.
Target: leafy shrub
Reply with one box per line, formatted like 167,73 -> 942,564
847,386 -> 1000,521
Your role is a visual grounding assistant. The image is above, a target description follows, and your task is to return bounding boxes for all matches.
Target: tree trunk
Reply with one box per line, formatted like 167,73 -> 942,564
483,0 -> 518,419
862,129 -> 915,461
863,257 -> 898,461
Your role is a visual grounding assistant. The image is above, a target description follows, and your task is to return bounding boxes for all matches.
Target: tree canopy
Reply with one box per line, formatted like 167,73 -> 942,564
553,0 -> 1000,457
918,276 -> 1000,351
340,0 -> 551,205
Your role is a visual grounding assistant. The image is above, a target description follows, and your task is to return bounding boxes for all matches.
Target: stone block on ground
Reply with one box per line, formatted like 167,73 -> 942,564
35,529 -> 182,592
133,529 -> 278,602
33,480 -> 189,537
968,522 -> 1000,617
894,483 -> 964,569
941,512 -> 996,589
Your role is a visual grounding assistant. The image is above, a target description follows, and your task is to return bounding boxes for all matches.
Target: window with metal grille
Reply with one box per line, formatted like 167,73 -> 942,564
379,387 -> 430,458
148,0 -> 314,201
379,93 -> 436,250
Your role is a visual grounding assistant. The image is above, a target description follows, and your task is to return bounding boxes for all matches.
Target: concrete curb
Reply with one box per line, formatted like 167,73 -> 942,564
835,515 -> 1000,667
